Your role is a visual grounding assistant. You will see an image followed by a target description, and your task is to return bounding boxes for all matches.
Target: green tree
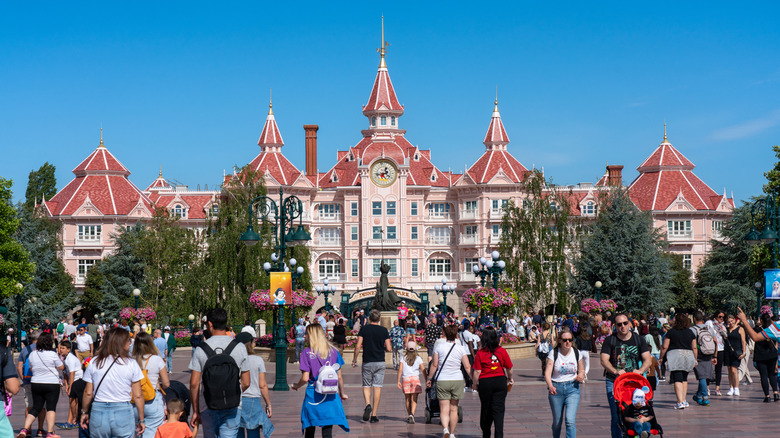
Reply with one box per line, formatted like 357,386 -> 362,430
570,187 -> 673,314
696,202 -> 767,316
499,170 -> 577,312
763,145 -> 780,198
0,178 -> 35,298
664,252 -> 699,311
24,162 -> 57,211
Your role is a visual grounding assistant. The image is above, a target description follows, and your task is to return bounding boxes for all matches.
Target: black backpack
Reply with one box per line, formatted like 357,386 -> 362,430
553,346 -> 580,363
199,339 -> 242,410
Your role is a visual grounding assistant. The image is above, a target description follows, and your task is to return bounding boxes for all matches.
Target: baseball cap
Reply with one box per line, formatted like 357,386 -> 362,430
164,326 -> 171,330
407,341 -> 418,351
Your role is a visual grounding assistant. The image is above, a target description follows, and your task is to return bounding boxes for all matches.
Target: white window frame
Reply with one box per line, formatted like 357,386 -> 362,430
464,200 -> 478,213
351,226 -> 358,241
387,226 -> 397,239
411,226 -> 418,240
351,202 -> 358,216
428,203 -> 450,218
77,259 -> 97,278
410,201 -> 418,216
77,225 -> 102,242
667,220 -> 692,238
682,254 -> 692,271
411,259 -> 418,277
386,201 -> 396,215
318,203 -> 340,219
429,258 -> 452,275
372,226 -> 383,239
429,227 -> 451,244
351,259 -> 359,277
373,259 -> 397,276
318,259 -> 341,279
372,201 -> 382,215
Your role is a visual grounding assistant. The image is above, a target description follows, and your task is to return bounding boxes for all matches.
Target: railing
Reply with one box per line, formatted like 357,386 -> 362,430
460,210 -> 478,220
421,273 -> 456,283
459,272 -> 480,282
314,238 -> 342,246
490,208 -> 505,219
316,213 -> 342,222
367,239 -> 400,247
317,273 -> 348,282
459,235 -> 478,245
427,213 -> 452,221
426,237 -> 453,245
490,234 -> 502,244
667,230 -> 693,240
75,238 -> 103,246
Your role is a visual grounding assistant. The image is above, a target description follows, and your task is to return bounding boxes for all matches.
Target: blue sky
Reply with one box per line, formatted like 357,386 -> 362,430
2,1 -> 779,203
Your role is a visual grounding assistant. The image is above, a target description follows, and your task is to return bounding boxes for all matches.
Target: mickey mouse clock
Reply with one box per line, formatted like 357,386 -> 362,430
370,159 -> 398,187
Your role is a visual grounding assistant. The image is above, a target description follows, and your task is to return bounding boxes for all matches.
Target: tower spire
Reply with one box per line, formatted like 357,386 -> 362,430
159,165 -> 162,178
269,89 -> 273,115
662,122 -> 669,144
98,126 -> 105,148
377,16 -> 388,69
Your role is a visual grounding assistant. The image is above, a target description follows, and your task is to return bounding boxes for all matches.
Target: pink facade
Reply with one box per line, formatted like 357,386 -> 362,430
45,46 -> 733,314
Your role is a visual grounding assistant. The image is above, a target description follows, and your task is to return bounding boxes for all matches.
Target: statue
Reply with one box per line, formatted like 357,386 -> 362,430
371,262 -> 401,311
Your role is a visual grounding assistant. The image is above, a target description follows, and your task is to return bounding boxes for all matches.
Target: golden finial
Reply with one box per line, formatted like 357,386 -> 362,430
159,165 -> 162,178
98,126 -> 105,148
268,88 -> 273,115
663,122 -> 668,143
377,16 -> 389,68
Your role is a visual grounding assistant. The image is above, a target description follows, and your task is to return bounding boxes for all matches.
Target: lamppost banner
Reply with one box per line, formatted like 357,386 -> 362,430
764,269 -> 780,300
271,272 -> 292,305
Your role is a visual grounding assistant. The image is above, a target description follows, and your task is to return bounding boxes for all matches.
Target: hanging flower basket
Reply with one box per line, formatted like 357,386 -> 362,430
599,299 -> 617,313
462,287 -> 517,315
581,298 -> 600,314
119,307 -> 156,321
250,289 -> 317,312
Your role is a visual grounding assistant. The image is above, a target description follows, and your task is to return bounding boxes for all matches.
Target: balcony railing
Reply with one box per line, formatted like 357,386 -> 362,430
426,237 -> 453,245
317,273 -> 348,282
460,235 -> 478,245
460,210 -> 478,220
367,239 -> 401,248
490,234 -> 503,244
314,238 -> 342,246
490,208 -> 505,219
667,230 -> 693,240
316,213 -> 342,222
421,273 -> 456,283
427,213 -> 452,221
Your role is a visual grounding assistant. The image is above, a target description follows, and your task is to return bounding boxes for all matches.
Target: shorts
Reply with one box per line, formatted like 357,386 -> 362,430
402,376 -> 422,394
362,362 -> 386,387
435,379 -> 465,400
406,328 -> 417,335
670,370 -> 689,383
70,379 -> 86,400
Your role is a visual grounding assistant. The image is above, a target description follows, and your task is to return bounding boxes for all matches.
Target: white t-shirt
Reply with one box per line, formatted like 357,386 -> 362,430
459,330 -> 479,354
401,356 -> 423,379
30,350 -> 63,384
139,354 -> 166,389
506,319 -> 518,335
433,342 -> 467,381
547,348 -> 581,383
83,356 -> 144,403
242,355 -> 267,398
75,333 -> 93,352
63,353 -> 84,381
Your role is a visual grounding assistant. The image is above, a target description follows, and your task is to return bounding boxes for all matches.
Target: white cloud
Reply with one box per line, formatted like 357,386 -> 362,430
709,109 -> 780,141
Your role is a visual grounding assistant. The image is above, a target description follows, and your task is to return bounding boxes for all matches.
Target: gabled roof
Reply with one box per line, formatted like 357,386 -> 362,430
628,134 -> 733,211
147,193 -> 218,220
246,150 -> 301,186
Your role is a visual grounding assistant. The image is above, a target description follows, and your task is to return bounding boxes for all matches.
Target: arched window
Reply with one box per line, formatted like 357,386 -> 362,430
391,116 -> 396,126
371,116 -> 377,126
381,115 -> 387,125
583,201 -> 596,215
174,205 -> 186,218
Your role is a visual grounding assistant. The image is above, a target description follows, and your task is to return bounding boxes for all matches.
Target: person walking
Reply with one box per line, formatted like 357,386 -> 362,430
600,313 -> 651,438
132,332 -> 170,437
659,312 -> 697,409
291,323 -> 348,438
389,320 -> 406,370
473,327 -> 513,438
397,341 -> 426,424
644,326 -> 663,381
79,328 -> 147,438
237,339 -> 274,438
332,318 -> 347,355
706,310 -> 727,395
54,340 -> 82,430
352,309 -> 391,424
241,320 -> 257,339
723,314 -> 746,396
17,330 -> 46,436
164,327 -> 176,373
17,332 -> 64,438
427,324 -> 472,438
425,320 -> 443,361
0,337 -> 20,437
753,313 -> 779,402
189,328 -> 203,357
188,308 -> 250,438
153,329 -> 168,363
537,322 -> 556,376
545,327 -> 583,438
691,311 -> 716,406
74,326 -> 93,362
294,319 -> 307,364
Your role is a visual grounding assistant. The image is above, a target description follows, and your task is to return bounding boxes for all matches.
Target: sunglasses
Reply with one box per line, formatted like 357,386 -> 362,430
560,338 -> 573,343
616,321 -> 630,327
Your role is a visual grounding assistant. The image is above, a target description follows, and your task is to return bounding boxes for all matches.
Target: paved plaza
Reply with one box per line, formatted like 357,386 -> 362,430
7,349 -> 780,437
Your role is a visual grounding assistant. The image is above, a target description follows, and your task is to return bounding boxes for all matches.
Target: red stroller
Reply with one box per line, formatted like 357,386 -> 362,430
613,373 -> 663,437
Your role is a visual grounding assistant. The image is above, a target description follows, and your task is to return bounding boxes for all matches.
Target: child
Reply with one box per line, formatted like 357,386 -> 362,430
623,387 -> 655,438
154,399 -> 198,438
646,356 -> 659,391
397,341 -> 427,424
55,340 -> 83,430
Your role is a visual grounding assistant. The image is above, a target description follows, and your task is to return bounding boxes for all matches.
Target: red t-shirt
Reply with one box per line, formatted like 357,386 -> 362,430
154,421 -> 193,438
474,347 -> 513,379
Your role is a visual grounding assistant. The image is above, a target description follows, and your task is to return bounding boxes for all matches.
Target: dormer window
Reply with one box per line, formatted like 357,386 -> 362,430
211,204 -> 219,216
582,201 -> 596,216
414,153 -> 419,161
391,116 -> 396,126
381,115 -> 387,125
371,116 -> 377,126
431,172 -> 437,182
348,153 -> 354,161
173,205 -> 187,218
331,172 -> 338,182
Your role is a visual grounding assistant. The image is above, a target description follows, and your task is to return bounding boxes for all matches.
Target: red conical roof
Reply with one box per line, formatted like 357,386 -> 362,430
257,103 -> 284,148
363,65 -> 403,115
483,100 -> 509,148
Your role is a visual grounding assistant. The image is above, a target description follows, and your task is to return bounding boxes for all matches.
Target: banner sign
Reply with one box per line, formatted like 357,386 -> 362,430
271,271 -> 291,305
764,269 -> 780,300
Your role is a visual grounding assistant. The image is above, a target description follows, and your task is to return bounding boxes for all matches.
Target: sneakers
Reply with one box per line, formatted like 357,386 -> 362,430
692,395 -> 700,404
727,387 -> 734,396
363,404 -> 372,421
55,424 -> 76,431
674,402 -> 685,409
715,389 -> 722,396
46,433 -> 61,438
682,400 -> 690,408
408,414 -> 415,424
369,416 -> 379,423
735,388 -> 741,396
16,429 -> 29,438
698,398 -> 710,406
443,428 -> 450,438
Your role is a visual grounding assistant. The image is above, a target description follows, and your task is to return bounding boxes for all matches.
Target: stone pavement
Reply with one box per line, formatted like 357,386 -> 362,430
7,349 -> 780,437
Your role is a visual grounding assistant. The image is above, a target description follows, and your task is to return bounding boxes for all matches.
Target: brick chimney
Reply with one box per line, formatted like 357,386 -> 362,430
606,165 -> 623,186
303,125 -> 319,176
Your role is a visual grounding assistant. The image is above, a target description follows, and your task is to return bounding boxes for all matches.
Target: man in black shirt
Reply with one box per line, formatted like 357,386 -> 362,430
352,309 -> 391,423
601,313 -> 651,438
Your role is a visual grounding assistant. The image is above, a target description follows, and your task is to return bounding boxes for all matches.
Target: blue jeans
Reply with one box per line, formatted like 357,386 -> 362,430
633,421 -> 651,435
200,407 -> 240,438
89,401 -> 136,438
166,354 -> 173,373
695,378 -> 709,400
548,381 -> 580,438
295,339 -> 305,362
134,392 -> 165,438
606,380 -> 621,438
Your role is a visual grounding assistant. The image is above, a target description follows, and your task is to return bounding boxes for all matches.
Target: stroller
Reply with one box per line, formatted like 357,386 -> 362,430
423,383 -> 463,424
163,380 -> 192,424
613,373 -> 663,437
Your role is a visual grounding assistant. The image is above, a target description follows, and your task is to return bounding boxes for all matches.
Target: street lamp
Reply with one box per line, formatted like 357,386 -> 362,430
15,282 -> 23,350
594,281 -> 603,301
132,288 -> 141,310
240,188 -> 311,391
189,314 -> 195,334
434,277 -> 455,313
316,278 -> 337,313
744,196 -> 780,316
472,251 -> 506,289
755,281 -> 763,319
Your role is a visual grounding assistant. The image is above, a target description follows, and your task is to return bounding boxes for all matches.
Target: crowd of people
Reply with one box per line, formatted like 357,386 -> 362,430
1,304 -> 777,438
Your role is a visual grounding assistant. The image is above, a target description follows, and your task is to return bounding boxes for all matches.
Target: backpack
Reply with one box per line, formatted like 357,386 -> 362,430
696,326 -> 716,356
1,345 -> 11,416
56,322 -> 65,334
21,345 -> 34,384
138,356 -> 159,402
199,339 -> 242,410
309,353 -> 339,405
553,346 -> 580,363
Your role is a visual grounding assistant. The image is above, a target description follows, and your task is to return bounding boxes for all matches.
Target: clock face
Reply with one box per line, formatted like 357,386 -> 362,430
370,159 -> 398,187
